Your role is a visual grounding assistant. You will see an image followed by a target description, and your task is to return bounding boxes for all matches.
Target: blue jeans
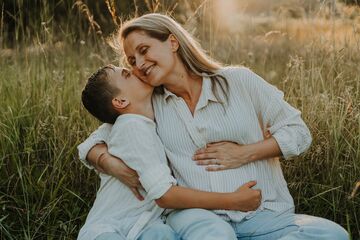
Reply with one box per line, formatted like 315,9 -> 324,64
95,219 -> 180,240
228,210 -> 349,240
96,208 -> 236,240
167,208 -> 237,240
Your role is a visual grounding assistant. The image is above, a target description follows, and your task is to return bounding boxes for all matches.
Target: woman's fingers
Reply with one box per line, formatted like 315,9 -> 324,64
130,187 -> 144,201
207,141 -> 228,147
129,178 -> 142,188
192,152 -> 217,161
195,159 -> 221,165
194,147 -> 217,155
205,165 -> 226,171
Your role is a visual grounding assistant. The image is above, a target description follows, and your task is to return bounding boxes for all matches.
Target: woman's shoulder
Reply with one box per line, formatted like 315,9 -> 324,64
217,66 -> 260,89
217,65 -> 252,76
217,66 -> 257,83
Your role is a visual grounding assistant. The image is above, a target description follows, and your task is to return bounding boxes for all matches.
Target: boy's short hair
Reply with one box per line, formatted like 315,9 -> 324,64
82,65 -> 120,124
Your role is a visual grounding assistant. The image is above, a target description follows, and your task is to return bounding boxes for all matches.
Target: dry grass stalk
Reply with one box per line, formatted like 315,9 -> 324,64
349,181 -> 360,199
72,1 -> 103,37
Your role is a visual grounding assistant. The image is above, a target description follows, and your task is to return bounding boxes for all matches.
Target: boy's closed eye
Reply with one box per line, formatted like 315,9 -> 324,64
121,68 -> 131,78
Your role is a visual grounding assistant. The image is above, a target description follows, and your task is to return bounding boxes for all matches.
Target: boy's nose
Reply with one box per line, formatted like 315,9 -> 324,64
132,68 -> 146,81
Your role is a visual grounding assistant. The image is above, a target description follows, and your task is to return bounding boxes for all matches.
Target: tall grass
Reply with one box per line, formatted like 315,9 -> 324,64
0,0 -> 359,239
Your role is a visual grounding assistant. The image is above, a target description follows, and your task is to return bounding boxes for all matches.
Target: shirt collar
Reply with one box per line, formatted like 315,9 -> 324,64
162,76 -> 221,104
163,87 -> 176,101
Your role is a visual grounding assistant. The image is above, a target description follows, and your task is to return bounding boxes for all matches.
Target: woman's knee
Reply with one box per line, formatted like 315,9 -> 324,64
319,221 -> 349,240
297,215 -> 349,240
167,209 -> 236,239
168,208 -> 225,225
138,223 -> 179,240
95,232 -> 126,240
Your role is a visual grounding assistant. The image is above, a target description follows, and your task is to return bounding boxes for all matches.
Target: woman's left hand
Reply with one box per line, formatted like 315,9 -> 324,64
192,141 -> 254,171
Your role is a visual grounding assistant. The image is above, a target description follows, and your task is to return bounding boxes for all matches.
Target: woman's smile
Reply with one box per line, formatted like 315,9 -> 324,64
123,30 -> 177,87
143,64 -> 155,76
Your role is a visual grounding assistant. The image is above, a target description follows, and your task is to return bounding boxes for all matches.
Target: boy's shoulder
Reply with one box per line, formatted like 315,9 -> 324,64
112,114 -> 155,133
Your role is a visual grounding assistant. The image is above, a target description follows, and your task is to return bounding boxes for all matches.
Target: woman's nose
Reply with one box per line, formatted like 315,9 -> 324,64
135,56 -> 145,70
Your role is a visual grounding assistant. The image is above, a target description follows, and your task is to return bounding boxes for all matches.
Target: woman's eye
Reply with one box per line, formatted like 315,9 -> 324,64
128,58 -> 135,66
139,47 -> 148,55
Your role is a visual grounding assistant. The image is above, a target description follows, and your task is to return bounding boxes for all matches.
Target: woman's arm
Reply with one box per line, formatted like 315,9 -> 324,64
193,67 -> 311,171
87,145 -> 143,200
78,124 -> 143,200
192,138 -> 281,171
156,181 -> 261,211
78,123 -> 112,169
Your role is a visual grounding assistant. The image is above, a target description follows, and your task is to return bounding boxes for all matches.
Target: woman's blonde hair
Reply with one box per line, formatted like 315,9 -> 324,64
115,13 -> 229,103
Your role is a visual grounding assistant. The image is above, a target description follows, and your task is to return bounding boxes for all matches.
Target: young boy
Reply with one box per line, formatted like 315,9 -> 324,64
78,65 -> 261,240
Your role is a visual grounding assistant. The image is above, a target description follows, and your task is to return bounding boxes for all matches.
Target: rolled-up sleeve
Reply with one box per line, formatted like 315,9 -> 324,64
108,118 -> 176,200
241,67 -> 312,159
140,163 -> 176,200
77,123 -> 112,169
265,96 -> 312,159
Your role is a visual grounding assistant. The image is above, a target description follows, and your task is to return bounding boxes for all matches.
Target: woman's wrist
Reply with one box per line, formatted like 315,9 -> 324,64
244,137 -> 282,162
235,143 -> 257,164
96,151 -> 113,172
86,144 -> 108,171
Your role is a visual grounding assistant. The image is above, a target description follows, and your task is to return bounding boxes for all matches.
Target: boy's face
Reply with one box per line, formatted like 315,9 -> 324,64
107,66 -> 154,105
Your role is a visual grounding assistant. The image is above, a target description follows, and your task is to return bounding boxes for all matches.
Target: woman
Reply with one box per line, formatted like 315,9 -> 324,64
79,13 -> 348,239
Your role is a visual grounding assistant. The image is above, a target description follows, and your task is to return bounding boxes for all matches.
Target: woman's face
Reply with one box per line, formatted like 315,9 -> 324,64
123,30 -> 178,87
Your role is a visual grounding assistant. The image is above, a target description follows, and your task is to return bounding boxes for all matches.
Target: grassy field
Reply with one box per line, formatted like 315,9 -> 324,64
0,0 -> 359,239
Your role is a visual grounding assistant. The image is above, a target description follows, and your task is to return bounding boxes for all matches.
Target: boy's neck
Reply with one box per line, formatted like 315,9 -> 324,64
121,99 -> 154,121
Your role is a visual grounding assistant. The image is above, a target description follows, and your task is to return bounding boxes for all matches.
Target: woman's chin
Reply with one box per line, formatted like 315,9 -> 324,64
147,76 -> 162,87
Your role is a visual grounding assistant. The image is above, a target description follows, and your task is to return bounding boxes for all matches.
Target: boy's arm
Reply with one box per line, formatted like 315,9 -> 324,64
156,182 -> 261,211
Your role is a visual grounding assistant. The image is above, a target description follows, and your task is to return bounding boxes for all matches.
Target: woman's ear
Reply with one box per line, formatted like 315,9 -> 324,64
169,34 -> 179,52
112,97 -> 129,110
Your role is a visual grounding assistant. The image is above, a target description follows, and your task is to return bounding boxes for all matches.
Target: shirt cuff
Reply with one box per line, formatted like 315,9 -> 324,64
77,124 -> 112,169
77,138 -> 106,169
272,127 -> 301,160
139,163 -> 177,200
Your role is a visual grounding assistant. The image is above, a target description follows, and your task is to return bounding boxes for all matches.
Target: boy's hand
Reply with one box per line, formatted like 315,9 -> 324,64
98,152 -> 144,201
231,181 -> 261,211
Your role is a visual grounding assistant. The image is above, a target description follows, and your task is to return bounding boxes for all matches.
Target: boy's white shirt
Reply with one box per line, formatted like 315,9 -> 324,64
78,114 -> 176,240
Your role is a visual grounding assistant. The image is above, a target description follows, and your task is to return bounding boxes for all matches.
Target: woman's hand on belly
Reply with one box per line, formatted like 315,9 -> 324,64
192,141 -> 254,171
192,136 -> 281,171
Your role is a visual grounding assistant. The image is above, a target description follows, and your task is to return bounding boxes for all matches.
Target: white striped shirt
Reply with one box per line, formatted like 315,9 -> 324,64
78,114 -> 176,240
78,67 -> 312,222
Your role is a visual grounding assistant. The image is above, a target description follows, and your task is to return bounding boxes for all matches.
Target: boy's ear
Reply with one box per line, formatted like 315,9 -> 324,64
168,34 -> 179,52
112,97 -> 129,110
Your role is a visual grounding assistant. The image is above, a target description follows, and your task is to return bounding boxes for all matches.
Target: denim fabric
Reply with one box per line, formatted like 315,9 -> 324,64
228,210 -> 349,240
167,208 -> 237,240
95,219 -> 180,240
